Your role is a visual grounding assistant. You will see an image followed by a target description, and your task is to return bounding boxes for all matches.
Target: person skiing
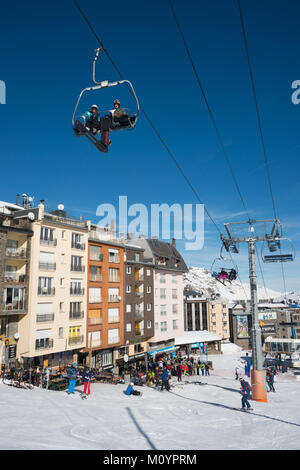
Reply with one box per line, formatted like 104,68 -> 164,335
267,370 -> 275,392
81,367 -> 93,399
239,377 -> 252,410
67,362 -> 77,395
205,363 -> 210,376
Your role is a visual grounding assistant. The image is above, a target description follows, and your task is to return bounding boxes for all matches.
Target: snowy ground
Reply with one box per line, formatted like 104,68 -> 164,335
1,352 -> 300,450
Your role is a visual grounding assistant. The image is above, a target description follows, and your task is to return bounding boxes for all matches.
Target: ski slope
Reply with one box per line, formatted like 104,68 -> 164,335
1,351 -> 299,450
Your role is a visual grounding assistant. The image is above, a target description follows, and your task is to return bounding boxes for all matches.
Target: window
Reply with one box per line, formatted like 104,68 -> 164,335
108,308 -> 119,323
109,268 -> 120,282
108,328 -> 120,345
61,254 -> 65,263
126,323 -> 132,332
146,269 -> 151,276
126,285 -> 131,293
126,304 -> 131,313
70,279 -> 82,295
88,331 -> 101,348
38,277 -> 53,295
62,231 -> 65,239
135,253 -> 140,262
72,233 -> 83,249
40,227 -> 54,241
4,265 -> 17,281
89,287 -> 101,303
70,302 -> 82,314
160,305 -> 167,315
90,245 -> 102,261
109,288 -> 119,302
59,302 -> 64,313
88,309 -> 102,326
160,273 -> 166,283
172,274 -> 177,284
147,320 -> 152,329
39,252 -> 55,270
155,322 -> 158,330
147,303 -> 152,311
126,266 -> 132,274
146,286 -> 151,293
109,248 -> 119,263
172,289 -> 177,299
160,288 -> 166,299
89,265 -> 101,282
172,304 -> 178,314
60,278 -> 64,287
173,320 -> 178,330
160,321 -> 167,332
59,327 -> 63,338
101,351 -> 112,367
6,239 -> 18,253
71,255 -> 83,271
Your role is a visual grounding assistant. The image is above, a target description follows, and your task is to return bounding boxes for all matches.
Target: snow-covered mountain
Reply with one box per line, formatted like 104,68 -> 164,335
274,290 -> 300,304
184,266 -> 282,302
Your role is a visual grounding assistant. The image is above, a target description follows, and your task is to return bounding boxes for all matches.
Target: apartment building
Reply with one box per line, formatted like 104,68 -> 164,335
17,202 -> 90,367
81,227 -> 125,371
126,237 -> 188,352
0,200 -> 34,366
208,299 -> 230,342
116,244 -> 154,370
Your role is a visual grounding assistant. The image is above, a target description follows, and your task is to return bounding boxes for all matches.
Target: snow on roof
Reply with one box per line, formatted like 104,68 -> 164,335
0,200 -> 23,214
174,330 -> 221,346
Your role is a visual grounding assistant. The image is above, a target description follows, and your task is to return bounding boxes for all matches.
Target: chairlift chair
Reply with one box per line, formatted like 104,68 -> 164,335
261,238 -> 295,263
72,48 -> 140,152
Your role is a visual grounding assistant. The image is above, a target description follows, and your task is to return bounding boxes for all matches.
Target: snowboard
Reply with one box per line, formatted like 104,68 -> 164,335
229,407 -> 253,412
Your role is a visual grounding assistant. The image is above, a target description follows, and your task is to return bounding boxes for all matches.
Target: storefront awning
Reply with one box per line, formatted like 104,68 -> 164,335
148,346 -> 180,356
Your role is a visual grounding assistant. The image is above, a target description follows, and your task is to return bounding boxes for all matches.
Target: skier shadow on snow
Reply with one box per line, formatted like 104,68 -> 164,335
126,407 -> 157,450
169,392 -> 300,429
208,384 -> 241,394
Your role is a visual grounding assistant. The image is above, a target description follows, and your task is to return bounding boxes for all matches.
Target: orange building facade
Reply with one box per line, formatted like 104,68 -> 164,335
80,235 -> 125,371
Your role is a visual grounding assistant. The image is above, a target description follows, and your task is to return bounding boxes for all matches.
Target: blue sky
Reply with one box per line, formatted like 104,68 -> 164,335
0,0 -> 299,293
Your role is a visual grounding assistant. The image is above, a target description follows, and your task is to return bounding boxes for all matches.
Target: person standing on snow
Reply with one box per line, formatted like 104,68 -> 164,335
267,370 -> 276,392
81,367 -> 93,399
161,367 -> 170,391
67,362 -> 77,395
239,377 -> 252,410
177,363 -> 183,382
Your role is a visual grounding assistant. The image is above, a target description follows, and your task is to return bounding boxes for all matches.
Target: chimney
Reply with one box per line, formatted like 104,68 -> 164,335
16,194 -> 20,206
172,238 -> 176,247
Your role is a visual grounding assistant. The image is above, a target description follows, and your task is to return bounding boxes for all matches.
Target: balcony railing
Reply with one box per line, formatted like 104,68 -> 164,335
89,297 -> 102,304
88,317 -> 102,326
69,335 -> 84,345
108,256 -> 120,263
2,302 -> 25,312
5,248 -> 27,259
109,277 -> 120,283
38,287 -> 55,296
35,339 -> 54,351
108,295 -> 120,303
70,265 -> 85,273
39,262 -> 56,271
4,274 -> 27,284
71,242 -> 86,250
69,311 -> 84,320
40,238 -> 57,246
70,287 -> 85,296
36,313 -> 55,323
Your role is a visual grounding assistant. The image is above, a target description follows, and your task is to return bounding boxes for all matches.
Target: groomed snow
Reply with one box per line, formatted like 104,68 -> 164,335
1,353 -> 299,450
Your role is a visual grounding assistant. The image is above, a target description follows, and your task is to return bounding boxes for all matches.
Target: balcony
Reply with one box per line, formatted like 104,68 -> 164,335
69,311 -> 84,320
71,242 -> 86,250
70,287 -> 85,296
5,248 -> 27,259
2,302 -> 25,313
70,265 -> 85,273
4,274 -> 27,285
36,313 -> 55,323
69,335 -> 84,345
89,297 -> 102,304
40,238 -> 57,247
38,287 -> 55,296
39,262 -> 56,271
108,295 -> 121,303
35,339 -> 54,351
108,256 -> 120,264
135,311 -> 144,320
135,329 -> 144,336
88,317 -> 102,326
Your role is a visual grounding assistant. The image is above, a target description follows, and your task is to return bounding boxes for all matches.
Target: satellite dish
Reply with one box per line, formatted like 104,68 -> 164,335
58,204 -> 64,211
28,197 -> 33,202
28,212 -> 35,221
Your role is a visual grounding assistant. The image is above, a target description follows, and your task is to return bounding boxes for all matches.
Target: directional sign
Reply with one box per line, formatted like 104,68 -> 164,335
8,345 -> 16,359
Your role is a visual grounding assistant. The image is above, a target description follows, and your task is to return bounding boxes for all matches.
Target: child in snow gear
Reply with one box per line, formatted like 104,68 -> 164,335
239,378 -> 252,410
67,363 -> 77,395
82,367 -> 93,398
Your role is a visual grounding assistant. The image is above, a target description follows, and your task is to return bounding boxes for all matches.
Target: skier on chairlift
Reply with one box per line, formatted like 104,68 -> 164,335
82,105 -> 111,150
110,99 -> 129,126
218,268 -> 228,281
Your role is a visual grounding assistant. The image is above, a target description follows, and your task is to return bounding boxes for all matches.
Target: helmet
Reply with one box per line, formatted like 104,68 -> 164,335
114,99 -> 121,105
91,104 -> 98,110
130,382 -> 134,386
